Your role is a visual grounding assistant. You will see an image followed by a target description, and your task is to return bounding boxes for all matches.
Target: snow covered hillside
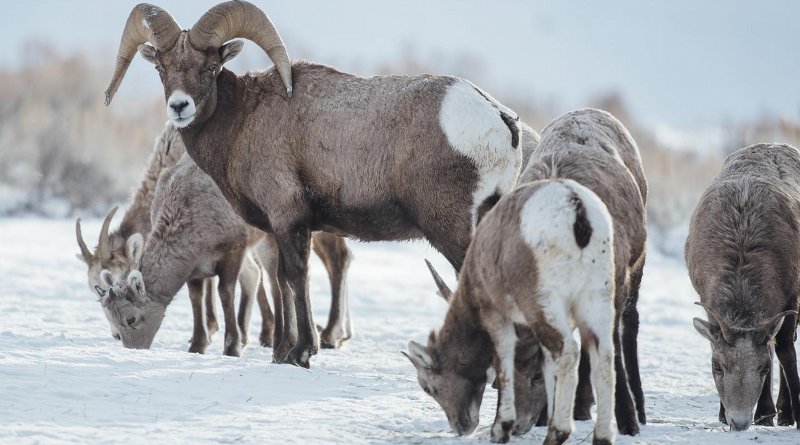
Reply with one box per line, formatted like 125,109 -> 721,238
1,218 -> 798,444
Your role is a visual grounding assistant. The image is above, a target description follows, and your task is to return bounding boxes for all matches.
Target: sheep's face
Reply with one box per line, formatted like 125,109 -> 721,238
99,269 -> 166,350
694,316 -> 785,431
138,35 -> 243,129
405,338 -> 486,436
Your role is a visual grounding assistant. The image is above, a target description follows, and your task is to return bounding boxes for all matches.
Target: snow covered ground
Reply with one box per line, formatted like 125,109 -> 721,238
1,217 -> 798,444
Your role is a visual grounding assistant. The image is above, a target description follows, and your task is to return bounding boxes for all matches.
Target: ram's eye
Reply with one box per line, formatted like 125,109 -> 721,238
759,365 -> 770,377
94,285 -> 106,297
531,372 -> 543,382
155,65 -> 164,74
712,361 -> 724,375
126,317 -> 137,327
423,387 -> 432,395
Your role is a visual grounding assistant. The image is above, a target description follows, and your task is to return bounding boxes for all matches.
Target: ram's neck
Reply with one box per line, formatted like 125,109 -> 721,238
178,70 -> 243,185
139,240 -> 193,307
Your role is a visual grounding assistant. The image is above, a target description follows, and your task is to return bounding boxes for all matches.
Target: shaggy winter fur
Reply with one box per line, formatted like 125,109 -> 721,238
686,143 -> 800,430
406,180 -> 616,445
106,3 -> 522,366
520,109 -> 648,435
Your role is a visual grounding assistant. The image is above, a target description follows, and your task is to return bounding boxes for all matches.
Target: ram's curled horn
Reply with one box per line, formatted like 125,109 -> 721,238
97,207 -> 119,261
75,218 -> 93,262
189,0 -> 293,96
425,259 -> 453,302
105,4 -> 181,106
694,301 -> 734,344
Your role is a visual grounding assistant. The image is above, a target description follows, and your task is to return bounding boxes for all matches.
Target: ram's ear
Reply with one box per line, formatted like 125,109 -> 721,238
404,340 -> 434,370
219,40 -> 244,65
138,44 -> 157,64
99,270 -> 115,289
693,318 -> 717,342
127,270 -> 147,300
125,233 -> 144,265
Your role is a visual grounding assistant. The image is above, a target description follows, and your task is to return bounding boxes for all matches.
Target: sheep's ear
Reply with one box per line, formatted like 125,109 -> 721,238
138,44 -> 157,64
693,318 -> 717,342
219,40 -> 244,65
128,270 -> 146,299
125,233 -> 144,265
99,270 -> 115,289
404,340 -> 434,370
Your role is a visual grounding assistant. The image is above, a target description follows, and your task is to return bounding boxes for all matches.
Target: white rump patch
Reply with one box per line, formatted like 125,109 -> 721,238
166,90 -> 197,129
519,180 -> 615,310
439,80 -> 521,228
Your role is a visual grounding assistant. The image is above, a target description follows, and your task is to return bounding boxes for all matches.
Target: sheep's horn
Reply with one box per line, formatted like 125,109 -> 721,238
97,207 -> 119,261
695,302 -> 734,344
756,310 -> 798,343
189,1 -> 293,96
425,259 -> 453,302
105,4 -> 181,105
75,218 -> 93,262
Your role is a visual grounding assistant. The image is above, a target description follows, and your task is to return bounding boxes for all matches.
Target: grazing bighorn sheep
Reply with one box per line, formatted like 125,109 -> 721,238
425,260 -> 547,437
105,1 -> 522,367
686,143 -> 800,431
519,109 -> 648,435
407,179 -> 616,445
75,123 -> 227,340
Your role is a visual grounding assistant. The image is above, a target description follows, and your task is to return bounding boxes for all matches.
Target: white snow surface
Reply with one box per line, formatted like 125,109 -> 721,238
1,217 -> 799,444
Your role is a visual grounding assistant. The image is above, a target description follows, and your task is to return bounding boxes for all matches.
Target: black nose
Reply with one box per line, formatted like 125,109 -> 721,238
170,100 -> 189,113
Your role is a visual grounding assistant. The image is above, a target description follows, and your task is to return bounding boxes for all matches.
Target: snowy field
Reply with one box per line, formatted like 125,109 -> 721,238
1,217 -> 798,445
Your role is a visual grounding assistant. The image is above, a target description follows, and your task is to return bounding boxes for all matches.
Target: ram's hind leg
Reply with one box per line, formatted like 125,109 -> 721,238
573,346 -> 595,420
313,233 -> 354,349
188,279 -> 210,354
622,259 -> 646,424
203,278 -> 219,338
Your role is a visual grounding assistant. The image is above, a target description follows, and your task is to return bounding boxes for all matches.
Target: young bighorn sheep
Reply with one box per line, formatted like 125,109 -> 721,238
407,179 -> 616,445
105,1 -> 522,367
75,123 -> 226,340
686,143 -> 800,431
425,260 -> 547,437
519,109 -> 648,435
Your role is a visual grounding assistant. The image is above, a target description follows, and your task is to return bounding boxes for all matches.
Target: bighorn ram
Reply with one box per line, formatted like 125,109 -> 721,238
686,143 -> 800,430
105,1 -> 522,366
519,109 -> 648,435
407,179 -> 617,445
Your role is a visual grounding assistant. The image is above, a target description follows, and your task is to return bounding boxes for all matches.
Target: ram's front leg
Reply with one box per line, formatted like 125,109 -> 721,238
488,322 -> 518,443
276,225 -> 318,368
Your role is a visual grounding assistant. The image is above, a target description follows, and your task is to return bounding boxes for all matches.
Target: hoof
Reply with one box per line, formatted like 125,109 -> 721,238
287,343 -> 317,368
188,340 -> 208,354
490,420 -> 513,443
754,413 -> 775,426
272,340 -> 294,364
777,410 -> 794,426
544,427 -> 570,445
616,418 -> 639,436
592,437 -> 613,445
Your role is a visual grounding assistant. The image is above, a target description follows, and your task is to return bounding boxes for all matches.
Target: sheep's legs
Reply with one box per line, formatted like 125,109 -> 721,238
203,278 -> 219,338
274,226 -> 318,368
755,363 -> 775,425
236,253 -> 261,347
253,238 -> 281,348
188,279 -> 209,354
313,233 -> 353,349
613,311 -> 639,435
775,313 -> 800,428
580,293 -> 616,445
573,347 -> 595,420
487,320 -> 518,443
536,322 -> 579,445
622,260 -> 646,424
218,253 -> 244,357
778,367 -> 793,425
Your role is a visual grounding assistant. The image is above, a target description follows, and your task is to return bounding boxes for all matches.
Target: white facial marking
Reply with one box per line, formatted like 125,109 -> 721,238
166,90 -> 197,128
438,80 -> 522,228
